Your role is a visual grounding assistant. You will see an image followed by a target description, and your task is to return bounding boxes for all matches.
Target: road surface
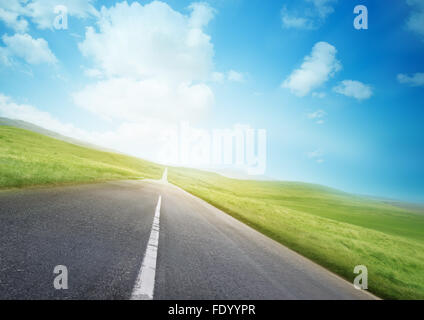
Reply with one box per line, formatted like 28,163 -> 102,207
0,178 -> 376,300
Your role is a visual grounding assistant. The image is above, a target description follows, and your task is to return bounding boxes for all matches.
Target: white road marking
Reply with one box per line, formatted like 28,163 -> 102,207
161,168 -> 168,182
131,195 -> 162,300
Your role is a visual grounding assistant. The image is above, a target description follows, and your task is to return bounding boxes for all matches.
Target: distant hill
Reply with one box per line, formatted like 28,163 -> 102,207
0,117 -> 115,153
198,167 -> 275,181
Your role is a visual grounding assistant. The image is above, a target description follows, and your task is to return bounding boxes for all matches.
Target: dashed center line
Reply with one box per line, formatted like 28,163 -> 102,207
131,195 -> 162,300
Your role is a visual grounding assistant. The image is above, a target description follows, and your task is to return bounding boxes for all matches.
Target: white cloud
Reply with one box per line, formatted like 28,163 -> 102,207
211,71 -> 224,82
0,5 -> 28,32
0,93 -> 175,162
75,1 -> 216,122
26,0 -> 98,29
311,0 -> 337,18
282,41 -> 341,97
0,46 -> 11,65
0,93 -> 83,136
1,33 -> 57,65
188,2 -> 216,28
0,0 -> 98,31
333,80 -> 373,100
397,72 -> 424,87
83,67 -> 103,78
78,1 -> 214,82
281,11 -> 311,29
406,0 -> 424,38
73,78 -> 214,122
281,0 -> 337,30
307,109 -> 326,124
227,70 -> 245,82
312,92 -> 326,98
211,70 -> 245,83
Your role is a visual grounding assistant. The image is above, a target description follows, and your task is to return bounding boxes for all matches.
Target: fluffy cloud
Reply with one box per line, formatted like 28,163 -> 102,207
307,109 -> 326,124
78,1 -> 214,81
73,78 -> 214,122
75,1 -> 216,122
281,0 -> 337,29
282,42 -> 341,96
0,47 -> 10,65
211,71 -> 225,82
397,72 -> 424,87
26,0 -> 98,29
281,13 -> 310,29
211,70 -> 245,83
405,0 -> 424,38
0,0 -> 98,31
0,93 -> 83,136
0,2 -> 28,32
227,70 -> 245,82
1,33 -> 57,65
83,67 -> 103,78
0,93 -> 175,162
188,2 -> 216,28
333,80 -> 373,100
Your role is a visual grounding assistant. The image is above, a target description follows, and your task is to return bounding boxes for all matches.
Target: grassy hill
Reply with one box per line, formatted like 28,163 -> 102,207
0,117 -> 115,152
1,121 -> 423,300
169,167 -> 424,300
0,125 -> 163,189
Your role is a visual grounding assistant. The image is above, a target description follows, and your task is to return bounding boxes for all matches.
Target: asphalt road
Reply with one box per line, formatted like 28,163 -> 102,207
0,179 -> 376,300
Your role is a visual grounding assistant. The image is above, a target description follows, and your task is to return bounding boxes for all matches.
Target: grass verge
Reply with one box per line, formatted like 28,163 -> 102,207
169,167 -> 424,300
0,126 -> 163,189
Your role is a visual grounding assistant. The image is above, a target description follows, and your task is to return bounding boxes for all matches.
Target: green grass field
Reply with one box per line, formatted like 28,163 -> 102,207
0,126 -> 163,189
2,124 -> 423,299
168,167 -> 424,300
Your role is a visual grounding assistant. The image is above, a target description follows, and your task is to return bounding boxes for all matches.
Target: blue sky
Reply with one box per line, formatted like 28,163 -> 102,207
0,0 -> 423,202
